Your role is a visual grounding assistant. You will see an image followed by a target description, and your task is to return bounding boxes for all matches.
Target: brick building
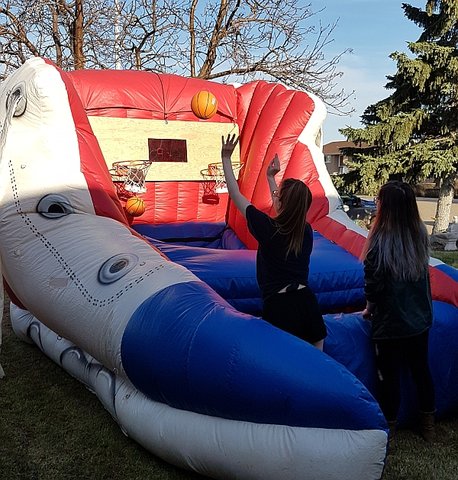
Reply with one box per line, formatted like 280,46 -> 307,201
323,141 -> 368,175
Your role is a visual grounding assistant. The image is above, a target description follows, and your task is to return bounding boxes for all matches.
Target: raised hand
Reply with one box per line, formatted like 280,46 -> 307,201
266,153 -> 280,177
221,134 -> 239,161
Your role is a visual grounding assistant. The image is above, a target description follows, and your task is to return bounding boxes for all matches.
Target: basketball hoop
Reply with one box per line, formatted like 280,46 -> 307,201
110,160 -> 152,199
110,169 -> 133,200
200,162 -> 242,205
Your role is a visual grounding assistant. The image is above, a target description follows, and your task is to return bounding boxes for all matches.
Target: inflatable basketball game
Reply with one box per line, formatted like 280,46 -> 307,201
0,57 -> 457,480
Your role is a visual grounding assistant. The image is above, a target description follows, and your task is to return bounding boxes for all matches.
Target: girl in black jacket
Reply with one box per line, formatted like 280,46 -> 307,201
362,181 -> 435,442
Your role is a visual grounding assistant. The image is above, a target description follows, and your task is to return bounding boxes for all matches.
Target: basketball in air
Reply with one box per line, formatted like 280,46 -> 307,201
191,90 -> 218,119
125,196 -> 146,217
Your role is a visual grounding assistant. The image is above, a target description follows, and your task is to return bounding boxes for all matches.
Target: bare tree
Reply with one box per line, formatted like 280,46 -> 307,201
118,0 -> 353,113
0,0 -> 118,74
0,0 -> 353,113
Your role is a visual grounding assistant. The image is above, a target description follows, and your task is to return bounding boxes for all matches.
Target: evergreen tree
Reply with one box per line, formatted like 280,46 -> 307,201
340,0 -> 458,233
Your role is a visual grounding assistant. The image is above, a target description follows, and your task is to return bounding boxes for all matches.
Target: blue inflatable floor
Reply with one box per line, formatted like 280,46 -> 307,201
133,222 -> 365,314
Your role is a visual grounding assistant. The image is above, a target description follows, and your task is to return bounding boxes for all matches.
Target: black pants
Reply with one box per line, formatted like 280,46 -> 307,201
374,330 -> 435,421
262,286 -> 327,344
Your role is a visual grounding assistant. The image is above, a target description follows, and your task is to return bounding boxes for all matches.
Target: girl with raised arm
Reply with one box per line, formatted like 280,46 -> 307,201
221,134 -> 327,350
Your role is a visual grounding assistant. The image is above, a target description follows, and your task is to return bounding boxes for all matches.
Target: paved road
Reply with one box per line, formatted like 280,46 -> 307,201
361,196 -> 458,234
416,197 -> 458,234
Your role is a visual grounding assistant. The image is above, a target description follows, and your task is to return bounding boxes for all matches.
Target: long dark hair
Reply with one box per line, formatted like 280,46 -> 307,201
362,181 -> 429,281
275,178 -> 312,257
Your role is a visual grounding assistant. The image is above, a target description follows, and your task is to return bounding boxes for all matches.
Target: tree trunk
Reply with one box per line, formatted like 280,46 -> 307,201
189,0 -> 198,77
198,0 -> 229,79
73,0 -> 85,69
432,173 -> 455,234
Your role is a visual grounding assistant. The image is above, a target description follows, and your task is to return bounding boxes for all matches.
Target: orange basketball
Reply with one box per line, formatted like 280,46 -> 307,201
125,196 -> 146,217
191,90 -> 218,119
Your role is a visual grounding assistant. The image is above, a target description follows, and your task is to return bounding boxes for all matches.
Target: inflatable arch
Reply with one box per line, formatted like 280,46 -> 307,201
0,57 -> 457,480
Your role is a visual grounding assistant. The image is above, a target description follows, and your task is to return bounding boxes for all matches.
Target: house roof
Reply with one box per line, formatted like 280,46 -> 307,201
323,141 -> 369,155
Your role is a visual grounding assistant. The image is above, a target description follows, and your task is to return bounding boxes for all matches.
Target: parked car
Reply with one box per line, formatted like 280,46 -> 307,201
340,192 -> 363,211
339,192 -> 377,226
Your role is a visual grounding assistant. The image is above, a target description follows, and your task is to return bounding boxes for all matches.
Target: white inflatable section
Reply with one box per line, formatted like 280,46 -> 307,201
1,206 -> 198,374
11,303 -> 387,480
0,59 -> 91,212
429,256 -> 446,267
0,58 -> 197,375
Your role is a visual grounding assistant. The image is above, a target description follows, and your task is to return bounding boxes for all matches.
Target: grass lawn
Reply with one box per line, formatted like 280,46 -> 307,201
0,296 -> 204,480
431,250 -> 458,268
1,247 -> 457,480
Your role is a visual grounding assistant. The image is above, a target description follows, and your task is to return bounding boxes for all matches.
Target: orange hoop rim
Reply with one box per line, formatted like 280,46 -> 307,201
112,159 -> 152,175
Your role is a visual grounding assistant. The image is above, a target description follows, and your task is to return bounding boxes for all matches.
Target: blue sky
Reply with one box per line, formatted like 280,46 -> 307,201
312,0 -> 423,143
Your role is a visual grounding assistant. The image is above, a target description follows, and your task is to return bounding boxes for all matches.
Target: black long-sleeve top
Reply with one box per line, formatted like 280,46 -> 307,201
364,249 -> 433,340
246,205 -> 312,300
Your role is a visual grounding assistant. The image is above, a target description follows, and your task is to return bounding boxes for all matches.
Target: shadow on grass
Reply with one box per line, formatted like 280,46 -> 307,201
0,295 -> 206,480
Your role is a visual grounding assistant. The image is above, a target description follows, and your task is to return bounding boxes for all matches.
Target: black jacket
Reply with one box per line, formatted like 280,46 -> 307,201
364,250 -> 433,340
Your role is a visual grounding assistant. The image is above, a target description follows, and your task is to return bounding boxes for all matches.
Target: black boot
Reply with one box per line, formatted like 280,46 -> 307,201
384,419 -> 397,453
419,411 -> 436,442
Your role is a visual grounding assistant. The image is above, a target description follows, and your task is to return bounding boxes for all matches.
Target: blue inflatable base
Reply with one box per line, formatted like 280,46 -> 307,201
134,222 -> 366,314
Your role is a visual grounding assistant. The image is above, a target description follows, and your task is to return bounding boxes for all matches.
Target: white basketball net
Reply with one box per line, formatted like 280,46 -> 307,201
202,162 -> 242,193
111,160 -> 153,194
